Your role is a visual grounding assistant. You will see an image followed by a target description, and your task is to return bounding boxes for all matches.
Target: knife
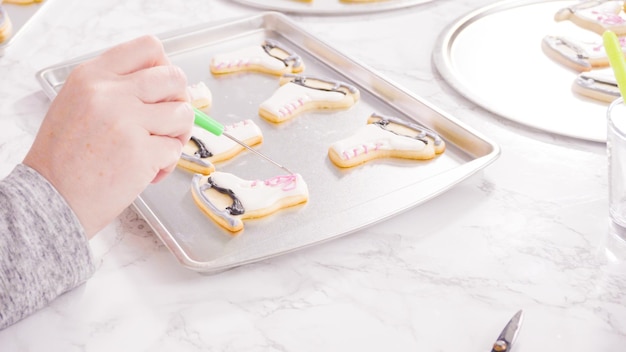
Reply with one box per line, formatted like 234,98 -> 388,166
490,310 -> 524,352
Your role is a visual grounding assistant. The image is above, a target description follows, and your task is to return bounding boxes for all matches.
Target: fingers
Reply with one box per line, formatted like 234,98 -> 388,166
93,35 -> 170,75
130,64 -> 190,103
146,135 -> 185,184
138,101 -> 194,145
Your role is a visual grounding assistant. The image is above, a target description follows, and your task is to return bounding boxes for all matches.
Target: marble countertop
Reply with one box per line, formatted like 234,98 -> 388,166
1,0 -> 625,350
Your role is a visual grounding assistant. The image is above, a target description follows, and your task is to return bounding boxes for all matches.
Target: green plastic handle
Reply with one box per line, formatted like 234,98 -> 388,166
603,30 -> 626,99
193,107 -> 224,136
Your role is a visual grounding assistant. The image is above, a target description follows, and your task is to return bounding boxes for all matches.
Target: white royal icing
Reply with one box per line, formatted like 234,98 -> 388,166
212,46 -> 286,72
209,172 -> 308,212
188,119 -> 262,158
259,82 -> 347,119
330,123 -> 426,161
576,1 -> 625,25
188,82 -> 212,109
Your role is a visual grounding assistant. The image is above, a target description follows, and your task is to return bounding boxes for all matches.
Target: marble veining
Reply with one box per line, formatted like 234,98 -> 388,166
0,0 -> 625,351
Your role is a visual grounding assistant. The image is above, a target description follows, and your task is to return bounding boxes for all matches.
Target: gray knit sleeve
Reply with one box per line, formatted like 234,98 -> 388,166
0,164 -> 95,330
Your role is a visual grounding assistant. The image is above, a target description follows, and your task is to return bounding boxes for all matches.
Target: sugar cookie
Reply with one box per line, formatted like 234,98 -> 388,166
542,35 -> 626,72
210,39 -> 304,75
188,82 -> 212,111
572,68 -> 620,103
259,74 -> 360,123
328,113 -> 445,168
178,119 -> 264,175
191,172 -> 309,233
555,1 -> 626,35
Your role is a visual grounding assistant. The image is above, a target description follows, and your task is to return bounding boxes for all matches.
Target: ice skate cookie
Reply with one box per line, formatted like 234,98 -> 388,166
572,68 -> 620,102
554,1 -> 626,35
0,5 -> 12,43
542,34 -> 626,71
191,172 -> 309,233
259,74 -> 360,123
188,82 -> 212,111
328,113 -> 445,168
210,39 -> 304,76
178,119 -> 263,175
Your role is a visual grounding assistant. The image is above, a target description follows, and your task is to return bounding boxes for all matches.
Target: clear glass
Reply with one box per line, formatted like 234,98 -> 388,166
607,98 -> 626,229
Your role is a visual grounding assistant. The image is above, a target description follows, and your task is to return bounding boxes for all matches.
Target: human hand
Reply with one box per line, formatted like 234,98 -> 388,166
24,35 -> 194,238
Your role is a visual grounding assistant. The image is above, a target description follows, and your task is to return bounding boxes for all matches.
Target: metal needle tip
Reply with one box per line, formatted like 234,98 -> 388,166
222,132 -> 294,175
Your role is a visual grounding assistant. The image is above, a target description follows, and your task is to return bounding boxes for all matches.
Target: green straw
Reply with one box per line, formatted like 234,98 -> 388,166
603,30 -> 626,99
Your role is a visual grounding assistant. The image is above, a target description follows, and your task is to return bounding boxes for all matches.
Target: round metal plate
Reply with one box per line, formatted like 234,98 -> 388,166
433,0 -> 610,142
231,0 -> 433,15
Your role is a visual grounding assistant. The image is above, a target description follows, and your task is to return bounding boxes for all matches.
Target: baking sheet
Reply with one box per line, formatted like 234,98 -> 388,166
230,0 -> 433,15
37,12 -> 500,272
433,0 -> 610,143
0,0 -> 49,56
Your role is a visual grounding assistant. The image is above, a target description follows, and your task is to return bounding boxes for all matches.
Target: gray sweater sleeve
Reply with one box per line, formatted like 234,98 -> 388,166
0,164 -> 95,329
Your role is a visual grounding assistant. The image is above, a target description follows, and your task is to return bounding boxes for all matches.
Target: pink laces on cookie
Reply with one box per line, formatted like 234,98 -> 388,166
214,59 -> 251,70
342,143 -> 384,160
223,119 -> 252,132
278,98 -> 305,118
251,175 -> 298,191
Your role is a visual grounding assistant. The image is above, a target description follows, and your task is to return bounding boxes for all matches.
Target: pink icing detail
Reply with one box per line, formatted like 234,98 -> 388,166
251,175 -> 298,191
215,59 -> 251,70
341,143 -> 385,160
593,37 -> 626,52
593,11 -> 626,25
223,119 -> 253,132
278,98 -> 305,117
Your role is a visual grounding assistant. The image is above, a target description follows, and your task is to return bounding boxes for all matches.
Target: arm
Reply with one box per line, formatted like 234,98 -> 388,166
0,164 -> 94,330
0,35 -> 193,330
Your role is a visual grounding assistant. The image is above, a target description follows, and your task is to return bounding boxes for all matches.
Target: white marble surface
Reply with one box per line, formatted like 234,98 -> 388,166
1,0 -> 625,350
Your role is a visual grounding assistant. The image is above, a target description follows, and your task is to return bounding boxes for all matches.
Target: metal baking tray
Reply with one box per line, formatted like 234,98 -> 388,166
231,0 -> 433,15
433,0 -> 609,143
37,12 -> 500,273
0,0 -> 50,56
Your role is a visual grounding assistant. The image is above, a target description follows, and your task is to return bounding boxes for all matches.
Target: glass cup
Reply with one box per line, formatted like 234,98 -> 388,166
607,97 -> 626,231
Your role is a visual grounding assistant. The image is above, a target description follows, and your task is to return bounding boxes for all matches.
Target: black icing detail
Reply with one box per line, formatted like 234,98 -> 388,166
206,177 -> 245,215
373,119 -> 430,145
288,75 -> 350,95
262,39 -> 303,69
190,136 -> 212,158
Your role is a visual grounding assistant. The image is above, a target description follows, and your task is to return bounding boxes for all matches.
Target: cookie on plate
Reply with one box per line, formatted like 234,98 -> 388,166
555,0 -> 626,35
259,74 -> 360,123
542,34 -> 626,72
191,172 -> 309,233
572,68 -> 620,103
328,113 -> 445,168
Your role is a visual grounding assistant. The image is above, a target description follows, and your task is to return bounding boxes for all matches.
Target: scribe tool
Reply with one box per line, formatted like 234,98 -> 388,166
192,107 -> 294,175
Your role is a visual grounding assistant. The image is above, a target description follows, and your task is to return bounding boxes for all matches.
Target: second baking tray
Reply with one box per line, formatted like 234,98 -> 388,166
37,12 -> 500,273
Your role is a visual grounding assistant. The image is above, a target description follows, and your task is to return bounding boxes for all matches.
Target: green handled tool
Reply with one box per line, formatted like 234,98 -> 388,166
193,107 -> 294,175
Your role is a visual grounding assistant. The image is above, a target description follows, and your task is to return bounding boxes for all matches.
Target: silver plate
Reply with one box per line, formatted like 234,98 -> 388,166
433,0 -> 609,143
231,0 -> 433,15
0,1 -> 49,56
37,12 -> 499,273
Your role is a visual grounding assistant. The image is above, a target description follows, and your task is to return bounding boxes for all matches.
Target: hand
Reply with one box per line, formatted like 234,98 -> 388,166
24,35 -> 194,238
